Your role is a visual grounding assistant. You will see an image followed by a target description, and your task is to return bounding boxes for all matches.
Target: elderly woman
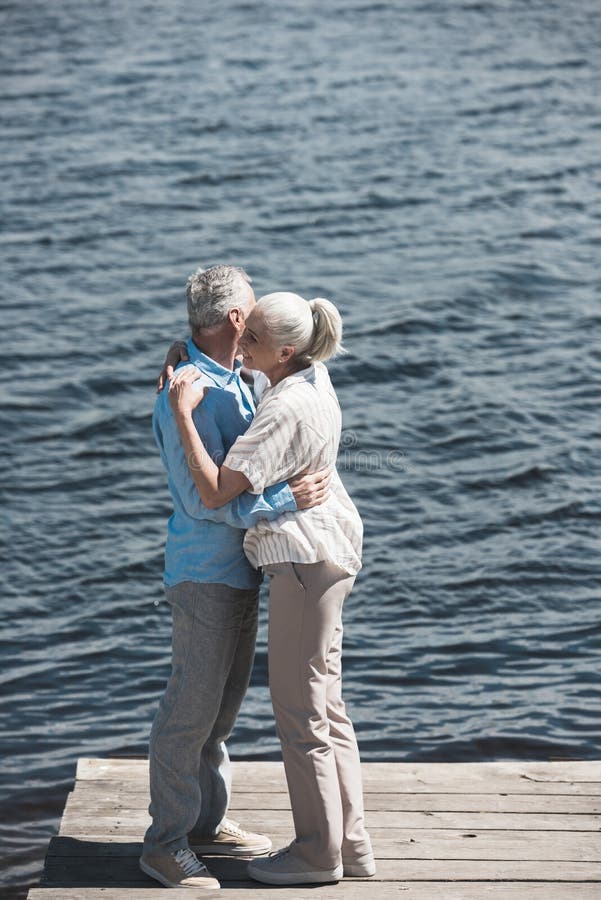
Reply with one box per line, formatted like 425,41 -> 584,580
168,291 -> 375,886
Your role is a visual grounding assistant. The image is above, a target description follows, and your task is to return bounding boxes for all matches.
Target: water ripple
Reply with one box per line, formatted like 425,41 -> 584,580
2,0 -> 601,896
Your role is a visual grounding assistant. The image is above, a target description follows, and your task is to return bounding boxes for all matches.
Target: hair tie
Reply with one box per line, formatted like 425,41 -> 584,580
312,309 -> 319,326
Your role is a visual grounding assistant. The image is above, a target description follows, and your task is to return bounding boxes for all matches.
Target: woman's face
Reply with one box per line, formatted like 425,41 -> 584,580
239,307 -> 293,379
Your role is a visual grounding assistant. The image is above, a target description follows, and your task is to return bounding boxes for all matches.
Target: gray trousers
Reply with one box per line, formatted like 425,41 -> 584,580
143,580 -> 259,855
265,561 -> 372,870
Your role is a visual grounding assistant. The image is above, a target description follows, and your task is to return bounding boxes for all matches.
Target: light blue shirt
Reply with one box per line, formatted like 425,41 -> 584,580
153,338 -> 297,589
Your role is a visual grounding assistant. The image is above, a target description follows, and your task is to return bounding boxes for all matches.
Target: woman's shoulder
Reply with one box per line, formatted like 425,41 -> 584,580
257,363 -> 337,415
287,362 -> 333,393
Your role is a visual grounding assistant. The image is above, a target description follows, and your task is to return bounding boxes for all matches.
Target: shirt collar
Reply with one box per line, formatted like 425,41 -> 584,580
185,337 -> 242,387
263,363 -> 316,398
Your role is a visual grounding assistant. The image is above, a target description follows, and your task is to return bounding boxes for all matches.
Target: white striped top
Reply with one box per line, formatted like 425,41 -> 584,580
224,362 -> 363,576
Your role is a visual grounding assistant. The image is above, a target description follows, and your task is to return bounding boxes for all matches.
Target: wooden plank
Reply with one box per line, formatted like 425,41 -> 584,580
70,777 -> 601,797
45,828 -> 601,848
58,808 -> 601,832
76,758 -> 601,779
30,757 -> 601,900
27,884 -> 601,900
75,758 -> 601,792
45,831 -> 601,861
64,786 -> 601,814
67,772 -> 601,800
39,854 -> 601,884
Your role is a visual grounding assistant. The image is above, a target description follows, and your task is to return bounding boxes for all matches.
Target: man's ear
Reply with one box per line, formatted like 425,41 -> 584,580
228,307 -> 245,332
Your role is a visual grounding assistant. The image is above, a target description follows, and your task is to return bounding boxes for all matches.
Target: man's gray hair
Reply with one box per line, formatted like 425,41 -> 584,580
186,264 -> 253,332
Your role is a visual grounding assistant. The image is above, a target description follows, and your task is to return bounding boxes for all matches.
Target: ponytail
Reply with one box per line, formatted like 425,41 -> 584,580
306,297 -> 346,362
256,291 -> 346,364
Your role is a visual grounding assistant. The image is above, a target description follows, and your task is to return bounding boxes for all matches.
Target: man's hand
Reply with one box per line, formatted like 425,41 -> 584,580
289,468 -> 332,510
157,340 -> 189,392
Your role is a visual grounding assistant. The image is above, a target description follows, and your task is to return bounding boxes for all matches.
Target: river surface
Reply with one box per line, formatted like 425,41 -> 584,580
1,0 -> 600,896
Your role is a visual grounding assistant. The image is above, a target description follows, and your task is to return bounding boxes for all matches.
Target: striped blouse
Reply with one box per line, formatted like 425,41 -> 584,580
224,362 -> 363,576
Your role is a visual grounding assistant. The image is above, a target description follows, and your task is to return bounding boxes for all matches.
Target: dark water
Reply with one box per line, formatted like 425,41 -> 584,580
2,0 -> 601,895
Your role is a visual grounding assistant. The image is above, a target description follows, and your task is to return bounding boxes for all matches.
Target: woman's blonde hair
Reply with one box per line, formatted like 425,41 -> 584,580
257,292 -> 345,363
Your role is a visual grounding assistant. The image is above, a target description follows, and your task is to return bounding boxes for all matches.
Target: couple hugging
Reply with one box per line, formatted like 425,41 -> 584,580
141,264 -> 374,889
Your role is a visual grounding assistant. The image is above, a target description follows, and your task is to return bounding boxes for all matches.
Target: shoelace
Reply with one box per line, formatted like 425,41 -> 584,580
220,818 -> 248,838
173,848 -> 209,877
269,846 -> 291,861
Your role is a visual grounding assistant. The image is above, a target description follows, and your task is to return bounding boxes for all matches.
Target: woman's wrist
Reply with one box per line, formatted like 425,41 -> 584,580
174,406 -> 194,423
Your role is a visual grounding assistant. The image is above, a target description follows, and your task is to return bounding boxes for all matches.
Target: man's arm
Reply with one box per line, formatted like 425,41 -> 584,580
154,403 -> 294,528
155,400 -> 328,528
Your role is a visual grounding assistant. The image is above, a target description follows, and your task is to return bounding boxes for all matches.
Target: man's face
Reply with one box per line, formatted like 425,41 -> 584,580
234,282 -> 255,339
233,284 -> 256,362
243,283 -> 256,318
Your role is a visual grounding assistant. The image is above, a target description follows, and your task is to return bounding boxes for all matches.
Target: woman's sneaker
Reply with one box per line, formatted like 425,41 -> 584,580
343,852 -> 376,877
139,847 -> 220,889
190,818 -> 272,856
247,846 -> 343,885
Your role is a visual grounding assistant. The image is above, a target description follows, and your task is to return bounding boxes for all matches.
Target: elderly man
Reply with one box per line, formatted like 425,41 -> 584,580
141,265 -> 329,889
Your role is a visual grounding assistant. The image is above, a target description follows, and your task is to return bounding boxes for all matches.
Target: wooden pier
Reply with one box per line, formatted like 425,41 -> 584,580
28,758 -> 601,898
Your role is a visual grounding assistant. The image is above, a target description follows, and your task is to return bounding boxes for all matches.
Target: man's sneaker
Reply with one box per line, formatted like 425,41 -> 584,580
190,818 -> 272,857
247,845 -> 343,885
139,848 -> 220,889
343,852 -> 376,877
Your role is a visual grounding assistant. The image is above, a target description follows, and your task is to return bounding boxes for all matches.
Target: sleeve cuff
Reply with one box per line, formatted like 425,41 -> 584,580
225,454 -> 265,494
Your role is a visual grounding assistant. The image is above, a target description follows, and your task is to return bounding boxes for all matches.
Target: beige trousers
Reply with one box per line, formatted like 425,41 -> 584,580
265,560 -> 372,870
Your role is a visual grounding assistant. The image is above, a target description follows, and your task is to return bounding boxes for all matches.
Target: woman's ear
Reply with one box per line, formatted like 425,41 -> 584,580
280,345 -> 295,363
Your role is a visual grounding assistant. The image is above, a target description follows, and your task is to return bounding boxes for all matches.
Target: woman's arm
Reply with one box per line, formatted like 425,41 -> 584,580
157,339 -> 189,393
169,367 -> 251,508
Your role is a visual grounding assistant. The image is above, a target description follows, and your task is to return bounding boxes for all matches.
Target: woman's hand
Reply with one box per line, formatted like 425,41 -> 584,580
157,339 -> 189,392
168,366 -> 209,416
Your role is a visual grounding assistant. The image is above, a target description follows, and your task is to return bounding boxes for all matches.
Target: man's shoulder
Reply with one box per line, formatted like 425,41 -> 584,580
154,364 -> 215,415
151,389 -> 182,441
176,360 -> 215,383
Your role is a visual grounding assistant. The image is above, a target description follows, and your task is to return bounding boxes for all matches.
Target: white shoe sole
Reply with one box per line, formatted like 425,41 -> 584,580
139,858 -> 220,889
343,860 -> 376,877
190,841 -> 272,857
247,862 -> 344,885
